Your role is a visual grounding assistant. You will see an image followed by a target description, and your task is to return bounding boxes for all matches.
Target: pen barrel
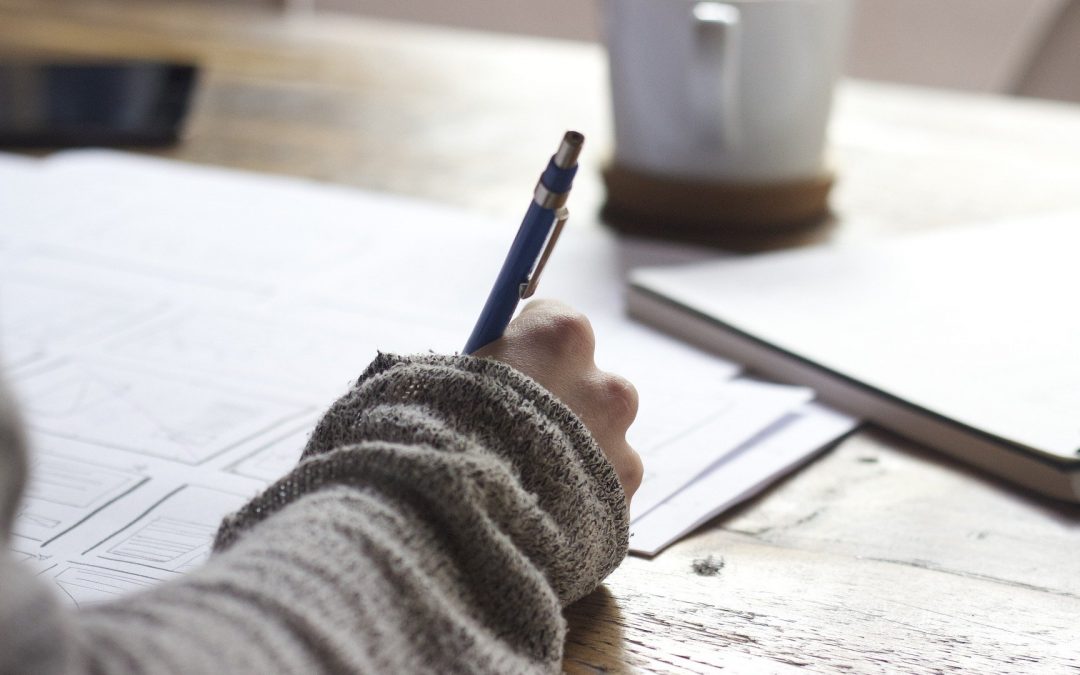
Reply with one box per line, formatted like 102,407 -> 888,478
463,130 -> 583,354
540,157 -> 579,194
463,201 -> 557,354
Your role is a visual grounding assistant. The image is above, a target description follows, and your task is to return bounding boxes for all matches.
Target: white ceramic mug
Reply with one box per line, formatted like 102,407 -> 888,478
604,0 -> 851,182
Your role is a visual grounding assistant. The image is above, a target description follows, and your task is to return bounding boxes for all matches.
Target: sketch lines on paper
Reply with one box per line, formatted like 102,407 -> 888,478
0,274 -> 167,368
228,424 -> 311,483
53,564 -> 160,608
15,451 -> 147,543
15,360 -> 310,465
86,485 -> 250,574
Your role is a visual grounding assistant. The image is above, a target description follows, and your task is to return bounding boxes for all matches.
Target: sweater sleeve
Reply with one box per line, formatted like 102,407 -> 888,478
46,353 -> 628,674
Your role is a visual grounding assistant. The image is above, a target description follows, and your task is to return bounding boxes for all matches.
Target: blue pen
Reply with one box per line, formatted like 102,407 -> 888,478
463,131 -> 584,354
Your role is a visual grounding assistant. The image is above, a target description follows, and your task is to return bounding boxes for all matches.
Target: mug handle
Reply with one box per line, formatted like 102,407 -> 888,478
689,2 -> 741,150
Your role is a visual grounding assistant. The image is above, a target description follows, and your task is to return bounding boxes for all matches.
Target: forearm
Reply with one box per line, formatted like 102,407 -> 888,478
74,354 -> 628,673
80,485 -> 556,673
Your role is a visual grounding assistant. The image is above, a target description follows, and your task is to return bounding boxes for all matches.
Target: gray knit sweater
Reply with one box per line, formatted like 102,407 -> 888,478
0,354 -> 629,673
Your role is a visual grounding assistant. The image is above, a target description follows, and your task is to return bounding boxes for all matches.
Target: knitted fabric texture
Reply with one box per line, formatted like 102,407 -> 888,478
0,353 -> 629,674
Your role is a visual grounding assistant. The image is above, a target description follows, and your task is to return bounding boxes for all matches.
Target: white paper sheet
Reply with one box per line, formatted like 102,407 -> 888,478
629,379 -> 813,521
630,403 -> 858,555
1,151 -> 854,603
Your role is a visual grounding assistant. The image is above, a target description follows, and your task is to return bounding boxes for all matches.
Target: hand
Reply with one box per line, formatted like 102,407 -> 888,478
474,299 -> 644,502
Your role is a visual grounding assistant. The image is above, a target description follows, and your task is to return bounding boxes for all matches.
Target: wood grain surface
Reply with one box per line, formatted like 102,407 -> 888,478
3,1 -> 1080,671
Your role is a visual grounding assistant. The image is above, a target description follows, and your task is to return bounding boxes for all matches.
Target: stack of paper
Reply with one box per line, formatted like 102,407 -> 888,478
0,151 -> 855,607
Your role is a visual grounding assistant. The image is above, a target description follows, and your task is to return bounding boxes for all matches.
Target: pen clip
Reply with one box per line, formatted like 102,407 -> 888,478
520,207 -> 568,299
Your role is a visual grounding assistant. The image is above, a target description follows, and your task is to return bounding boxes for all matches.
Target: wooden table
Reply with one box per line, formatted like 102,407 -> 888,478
4,1 -> 1080,671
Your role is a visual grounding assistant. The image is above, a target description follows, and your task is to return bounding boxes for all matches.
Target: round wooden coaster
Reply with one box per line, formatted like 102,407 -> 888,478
602,163 -> 835,250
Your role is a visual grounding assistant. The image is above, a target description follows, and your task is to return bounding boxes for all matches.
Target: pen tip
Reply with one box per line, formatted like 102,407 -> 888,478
554,131 -> 585,169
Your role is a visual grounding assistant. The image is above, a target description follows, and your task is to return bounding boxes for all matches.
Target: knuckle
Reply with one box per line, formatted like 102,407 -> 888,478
536,311 -> 595,358
597,374 -> 639,426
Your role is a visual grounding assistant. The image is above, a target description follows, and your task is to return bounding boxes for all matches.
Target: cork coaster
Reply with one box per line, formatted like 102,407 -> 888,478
602,163 -> 835,250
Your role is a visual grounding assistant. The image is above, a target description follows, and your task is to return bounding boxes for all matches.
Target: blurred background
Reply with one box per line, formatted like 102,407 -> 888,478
301,0 -> 1080,102
5,0 -> 1080,238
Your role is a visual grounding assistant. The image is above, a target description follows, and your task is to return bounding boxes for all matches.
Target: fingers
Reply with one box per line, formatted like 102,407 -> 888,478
613,440 -> 644,499
584,373 -> 642,500
593,372 -> 639,430
473,299 -> 644,502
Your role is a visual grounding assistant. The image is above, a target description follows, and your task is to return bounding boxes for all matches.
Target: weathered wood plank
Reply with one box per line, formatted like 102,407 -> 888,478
568,529 -> 1080,672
